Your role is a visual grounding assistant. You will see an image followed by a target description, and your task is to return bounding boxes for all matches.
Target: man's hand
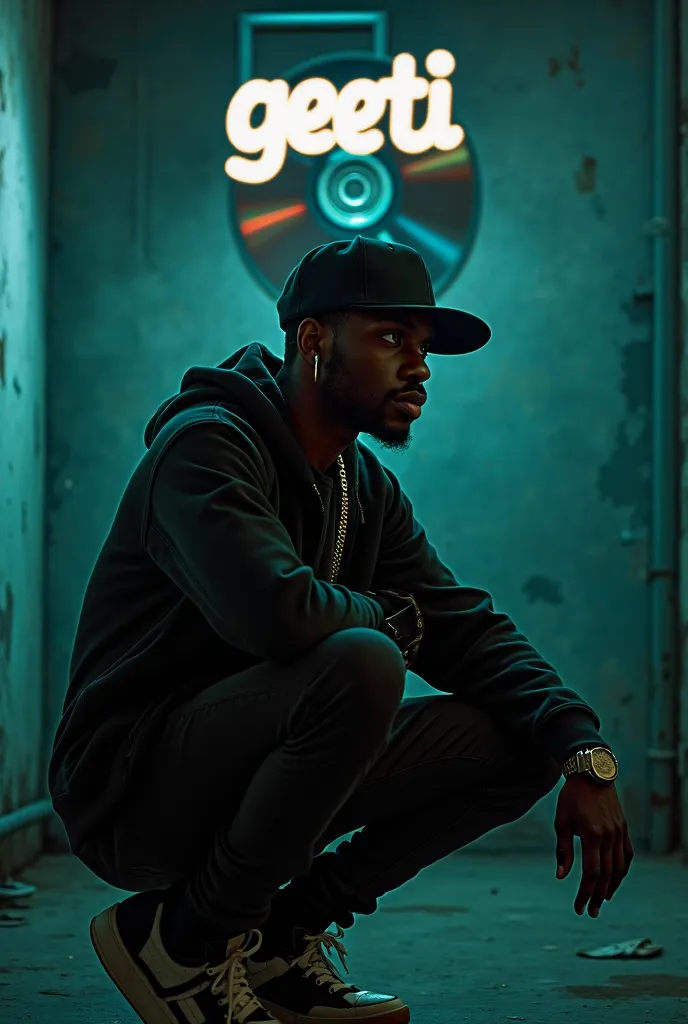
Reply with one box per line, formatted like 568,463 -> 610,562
367,589 -> 424,668
554,775 -> 634,917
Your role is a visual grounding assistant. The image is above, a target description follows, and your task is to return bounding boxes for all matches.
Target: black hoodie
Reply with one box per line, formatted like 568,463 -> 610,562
48,343 -> 605,853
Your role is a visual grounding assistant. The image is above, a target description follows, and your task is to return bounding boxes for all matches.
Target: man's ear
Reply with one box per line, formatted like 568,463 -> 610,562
297,317 -> 325,362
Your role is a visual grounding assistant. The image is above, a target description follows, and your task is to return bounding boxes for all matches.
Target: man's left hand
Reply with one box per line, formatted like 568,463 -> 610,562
554,775 -> 634,917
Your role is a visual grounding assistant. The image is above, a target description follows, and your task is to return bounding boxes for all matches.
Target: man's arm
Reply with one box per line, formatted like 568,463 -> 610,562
372,465 -> 634,917
371,466 -> 607,765
146,421 -> 385,663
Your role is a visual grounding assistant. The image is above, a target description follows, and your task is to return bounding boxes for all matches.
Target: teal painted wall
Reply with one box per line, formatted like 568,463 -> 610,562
47,0 -> 654,847
0,0 -> 51,869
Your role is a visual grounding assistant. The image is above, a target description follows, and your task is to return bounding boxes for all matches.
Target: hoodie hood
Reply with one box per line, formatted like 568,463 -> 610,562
143,342 -> 360,491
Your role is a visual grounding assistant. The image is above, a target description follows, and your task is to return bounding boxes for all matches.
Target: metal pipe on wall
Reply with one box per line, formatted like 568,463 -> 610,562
0,799 -> 52,841
648,0 -> 681,853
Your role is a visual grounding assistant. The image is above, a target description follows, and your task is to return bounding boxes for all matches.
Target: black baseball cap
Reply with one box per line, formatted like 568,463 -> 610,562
276,235 -> 491,356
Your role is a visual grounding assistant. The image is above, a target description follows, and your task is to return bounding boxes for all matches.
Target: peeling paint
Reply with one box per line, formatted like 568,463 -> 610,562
597,421 -> 650,520
0,68 -> 6,112
548,46 -> 584,86
12,375 -> 21,396
619,337 -> 651,413
621,292 -> 653,324
0,582 -> 15,663
522,576 -> 564,605
568,46 -> 582,75
575,156 -> 597,193
596,338 -> 651,525
56,48 -> 118,94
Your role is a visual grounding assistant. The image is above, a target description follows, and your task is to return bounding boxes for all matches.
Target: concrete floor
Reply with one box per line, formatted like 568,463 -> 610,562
0,850 -> 687,1024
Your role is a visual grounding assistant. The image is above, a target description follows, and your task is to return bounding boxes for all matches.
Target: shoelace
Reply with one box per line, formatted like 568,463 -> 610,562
206,929 -> 269,1023
289,925 -> 352,994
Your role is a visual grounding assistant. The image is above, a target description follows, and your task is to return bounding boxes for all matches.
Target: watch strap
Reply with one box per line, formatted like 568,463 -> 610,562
563,750 -> 593,776
563,746 -> 617,785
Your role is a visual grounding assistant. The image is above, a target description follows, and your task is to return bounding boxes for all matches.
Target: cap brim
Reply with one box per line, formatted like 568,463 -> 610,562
347,303 -> 491,355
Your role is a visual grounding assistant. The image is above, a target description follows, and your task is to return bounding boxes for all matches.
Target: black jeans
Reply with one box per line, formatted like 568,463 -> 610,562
82,628 -> 561,937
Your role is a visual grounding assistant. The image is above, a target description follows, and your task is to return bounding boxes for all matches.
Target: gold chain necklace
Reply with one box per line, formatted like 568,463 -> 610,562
330,454 -> 348,584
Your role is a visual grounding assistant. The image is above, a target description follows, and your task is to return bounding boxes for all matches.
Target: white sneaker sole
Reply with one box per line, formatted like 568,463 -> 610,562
258,995 -> 411,1024
91,903 -> 184,1023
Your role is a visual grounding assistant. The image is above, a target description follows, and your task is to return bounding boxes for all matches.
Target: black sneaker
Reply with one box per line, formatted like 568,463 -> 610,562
246,925 -> 410,1024
90,890 -> 281,1023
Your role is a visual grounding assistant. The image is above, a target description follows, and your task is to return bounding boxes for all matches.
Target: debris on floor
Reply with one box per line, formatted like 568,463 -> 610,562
0,876 -> 36,927
577,937 -> 664,959
0,879 -> 37,900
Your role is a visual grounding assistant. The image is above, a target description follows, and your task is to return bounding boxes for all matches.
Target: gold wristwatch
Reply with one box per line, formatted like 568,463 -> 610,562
562,747 -> 619,786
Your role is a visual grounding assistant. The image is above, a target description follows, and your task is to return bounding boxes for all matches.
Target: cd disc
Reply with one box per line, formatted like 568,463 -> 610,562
228,52 -> 480,300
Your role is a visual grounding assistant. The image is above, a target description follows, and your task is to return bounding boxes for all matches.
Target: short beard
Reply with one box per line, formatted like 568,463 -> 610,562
319,340 -> 413,453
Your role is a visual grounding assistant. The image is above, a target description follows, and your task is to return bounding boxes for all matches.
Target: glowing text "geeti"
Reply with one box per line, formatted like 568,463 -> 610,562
224,49 -> 465,185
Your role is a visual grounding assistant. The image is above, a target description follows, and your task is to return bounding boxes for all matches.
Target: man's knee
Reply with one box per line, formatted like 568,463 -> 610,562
319,627 -> 406,708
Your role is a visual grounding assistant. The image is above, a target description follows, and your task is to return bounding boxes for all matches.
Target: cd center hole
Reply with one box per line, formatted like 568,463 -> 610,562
345,179 -> 364,198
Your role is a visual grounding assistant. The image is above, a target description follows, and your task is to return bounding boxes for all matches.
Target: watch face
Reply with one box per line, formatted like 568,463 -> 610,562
591,747 -> 618,780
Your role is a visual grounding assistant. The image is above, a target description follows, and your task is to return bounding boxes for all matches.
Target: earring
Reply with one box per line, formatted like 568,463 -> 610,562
313,354 -> 319,382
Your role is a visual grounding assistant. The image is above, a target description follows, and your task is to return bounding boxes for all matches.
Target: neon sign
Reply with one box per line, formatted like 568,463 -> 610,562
224,49 -> 465,185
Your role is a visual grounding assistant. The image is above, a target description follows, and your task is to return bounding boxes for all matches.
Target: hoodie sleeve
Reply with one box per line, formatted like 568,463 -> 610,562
145,420 -> 386,663
372,466 -> 607,766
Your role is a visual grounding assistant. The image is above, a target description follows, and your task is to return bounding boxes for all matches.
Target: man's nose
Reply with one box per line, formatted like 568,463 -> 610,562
402,354 -> 431,383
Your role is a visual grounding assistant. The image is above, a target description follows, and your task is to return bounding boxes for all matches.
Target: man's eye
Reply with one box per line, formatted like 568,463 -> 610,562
380,331 -> 429,358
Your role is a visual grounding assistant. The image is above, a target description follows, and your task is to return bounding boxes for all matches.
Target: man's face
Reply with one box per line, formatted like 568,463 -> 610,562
316,310 -> 433,452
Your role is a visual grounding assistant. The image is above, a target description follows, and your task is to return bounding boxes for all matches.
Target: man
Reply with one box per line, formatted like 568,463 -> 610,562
49,236 -> 633,1024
